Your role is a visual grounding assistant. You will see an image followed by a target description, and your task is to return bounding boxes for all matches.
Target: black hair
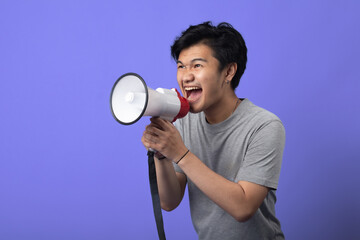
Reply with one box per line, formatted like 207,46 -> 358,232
171,21 -> 247,90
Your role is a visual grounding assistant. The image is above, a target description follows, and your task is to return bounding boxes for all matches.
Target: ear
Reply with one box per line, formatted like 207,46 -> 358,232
225,63 -> 237,82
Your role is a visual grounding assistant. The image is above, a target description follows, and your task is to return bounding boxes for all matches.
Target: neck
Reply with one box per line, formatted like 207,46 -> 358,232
204,93 -> 240,124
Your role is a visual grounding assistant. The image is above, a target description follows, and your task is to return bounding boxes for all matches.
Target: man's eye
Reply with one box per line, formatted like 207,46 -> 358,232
194,64 -> 202,68
178,65 -> 185,69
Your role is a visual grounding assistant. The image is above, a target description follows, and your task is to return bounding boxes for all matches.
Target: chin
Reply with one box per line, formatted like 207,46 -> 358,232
189,108 -> 200,113
188,103 -> 204,114
186,94 -> 205,112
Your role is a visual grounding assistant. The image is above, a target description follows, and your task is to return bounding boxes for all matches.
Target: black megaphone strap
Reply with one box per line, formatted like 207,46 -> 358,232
147,151 -> 166,240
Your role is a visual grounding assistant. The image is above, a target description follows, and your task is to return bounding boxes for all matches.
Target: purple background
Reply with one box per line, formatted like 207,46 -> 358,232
1,1 -> 359,239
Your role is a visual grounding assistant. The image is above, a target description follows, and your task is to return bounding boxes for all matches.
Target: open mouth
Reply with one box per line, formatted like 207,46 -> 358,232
184,86 -> 202,103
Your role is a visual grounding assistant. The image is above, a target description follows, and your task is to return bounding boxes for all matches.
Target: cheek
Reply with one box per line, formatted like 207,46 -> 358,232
203,79 -> 224,101
176,72 -> 182,86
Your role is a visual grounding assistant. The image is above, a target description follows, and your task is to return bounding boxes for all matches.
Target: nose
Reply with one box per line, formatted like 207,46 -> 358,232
182,70 -> 195,84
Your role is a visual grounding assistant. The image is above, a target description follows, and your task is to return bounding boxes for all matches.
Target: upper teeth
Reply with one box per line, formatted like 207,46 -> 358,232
185,87 -> 200,91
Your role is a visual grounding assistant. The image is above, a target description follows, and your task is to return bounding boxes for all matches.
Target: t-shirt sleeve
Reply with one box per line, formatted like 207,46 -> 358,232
235,120 -> 285,189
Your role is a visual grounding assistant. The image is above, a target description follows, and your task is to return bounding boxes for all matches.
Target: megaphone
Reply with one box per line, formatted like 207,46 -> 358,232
110,73 -> 189,125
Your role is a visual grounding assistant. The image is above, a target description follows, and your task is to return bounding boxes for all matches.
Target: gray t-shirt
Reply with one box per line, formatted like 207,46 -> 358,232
173,99 -> 285,240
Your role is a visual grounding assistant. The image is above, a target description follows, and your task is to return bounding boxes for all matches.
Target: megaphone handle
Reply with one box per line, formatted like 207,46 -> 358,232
147,150 -> 166,240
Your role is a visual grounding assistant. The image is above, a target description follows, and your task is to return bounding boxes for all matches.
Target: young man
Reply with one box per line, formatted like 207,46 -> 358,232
142,22 -> 285,239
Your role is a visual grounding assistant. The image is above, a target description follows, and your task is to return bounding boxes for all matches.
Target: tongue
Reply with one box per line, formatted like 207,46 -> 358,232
187,89 -> 202,102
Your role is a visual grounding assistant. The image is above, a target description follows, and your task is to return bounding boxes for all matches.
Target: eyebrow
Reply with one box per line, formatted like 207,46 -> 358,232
177,58 -> 208,65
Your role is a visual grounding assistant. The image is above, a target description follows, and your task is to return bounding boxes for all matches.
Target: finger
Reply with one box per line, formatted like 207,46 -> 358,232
147,140 -> 162,153
146,123 -> 167,137
149,119 -> 163,129
141,135 -> 152,151
142,134 -> 160,151
147,119 -> 165,130
143,131 -> 159,143
150,117 -> 174,131
143,141 -> 155,152
150,117 -> 164,126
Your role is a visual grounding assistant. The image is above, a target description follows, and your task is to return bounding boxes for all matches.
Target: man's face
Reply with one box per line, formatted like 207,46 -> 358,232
177,43 -> 228,113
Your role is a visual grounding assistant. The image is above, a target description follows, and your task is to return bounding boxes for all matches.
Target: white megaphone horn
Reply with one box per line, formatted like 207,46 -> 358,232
110,73 -> 190,125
